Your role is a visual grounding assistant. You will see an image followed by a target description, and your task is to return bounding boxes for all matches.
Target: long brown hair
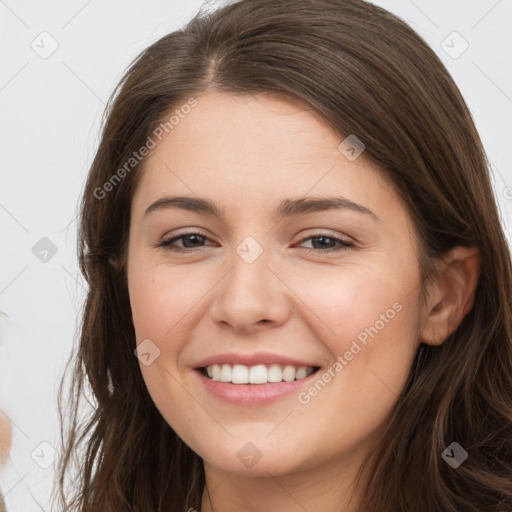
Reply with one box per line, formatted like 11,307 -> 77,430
54,0 -> 512,510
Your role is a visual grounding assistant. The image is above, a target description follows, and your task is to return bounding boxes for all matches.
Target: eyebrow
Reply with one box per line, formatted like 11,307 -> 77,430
143,195 -> 380,222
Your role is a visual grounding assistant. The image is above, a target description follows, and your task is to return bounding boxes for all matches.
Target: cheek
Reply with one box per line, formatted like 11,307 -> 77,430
128,257 -> 205,342
128,259 -> 214,411
288,275 -> 419,461
290,256 -> 421,409
287,255 -> 420,351
128,260 -> 198,430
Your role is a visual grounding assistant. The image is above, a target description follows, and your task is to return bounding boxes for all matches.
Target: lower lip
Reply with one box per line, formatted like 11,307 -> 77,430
194,368 -> 320,406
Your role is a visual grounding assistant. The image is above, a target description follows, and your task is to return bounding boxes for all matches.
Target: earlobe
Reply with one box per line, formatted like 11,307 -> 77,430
419,246 -> 481,346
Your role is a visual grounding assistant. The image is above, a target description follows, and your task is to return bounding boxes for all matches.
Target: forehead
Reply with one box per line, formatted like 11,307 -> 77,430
131,90 -> 400,222
151,91 -> 345,166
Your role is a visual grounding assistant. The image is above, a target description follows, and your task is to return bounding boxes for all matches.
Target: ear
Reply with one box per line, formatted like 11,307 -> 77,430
419,246 -> 481,346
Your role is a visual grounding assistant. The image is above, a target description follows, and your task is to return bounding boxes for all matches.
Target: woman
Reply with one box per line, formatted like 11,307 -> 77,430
55,0 -> 512,510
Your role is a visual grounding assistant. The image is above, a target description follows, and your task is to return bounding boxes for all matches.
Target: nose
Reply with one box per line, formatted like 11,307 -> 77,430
209,241 -> 290,334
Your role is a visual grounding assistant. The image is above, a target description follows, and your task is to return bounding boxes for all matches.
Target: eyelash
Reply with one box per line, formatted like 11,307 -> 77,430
157,231 -> 354,253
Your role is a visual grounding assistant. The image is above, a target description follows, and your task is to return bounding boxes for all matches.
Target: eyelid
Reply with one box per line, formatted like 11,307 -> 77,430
160,228 -> 210,241
295,228 -> 354,244
156,230 -> 213,249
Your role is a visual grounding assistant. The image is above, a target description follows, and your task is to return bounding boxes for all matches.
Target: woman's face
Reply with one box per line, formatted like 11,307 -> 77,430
127,90 -> 425,478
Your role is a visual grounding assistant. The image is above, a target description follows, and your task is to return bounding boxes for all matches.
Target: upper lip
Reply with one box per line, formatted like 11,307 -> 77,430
193,352 -> 321,369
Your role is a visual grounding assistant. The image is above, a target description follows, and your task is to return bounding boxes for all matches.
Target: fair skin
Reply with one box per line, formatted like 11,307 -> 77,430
127,90 -> 480,512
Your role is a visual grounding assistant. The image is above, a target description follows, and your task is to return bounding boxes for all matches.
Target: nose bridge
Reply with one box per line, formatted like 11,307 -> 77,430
235,234 -> 266,266
210,232 -> 288,329
229,232 -> 274,302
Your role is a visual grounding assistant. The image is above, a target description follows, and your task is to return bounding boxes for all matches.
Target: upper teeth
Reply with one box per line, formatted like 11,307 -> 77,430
205,364 -> 315,384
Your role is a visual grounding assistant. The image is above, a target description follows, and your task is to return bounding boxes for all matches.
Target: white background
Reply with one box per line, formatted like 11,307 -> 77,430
1,0 -> 511,510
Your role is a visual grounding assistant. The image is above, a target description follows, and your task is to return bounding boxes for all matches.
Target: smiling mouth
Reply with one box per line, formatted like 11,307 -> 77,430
198,363 -> 321,384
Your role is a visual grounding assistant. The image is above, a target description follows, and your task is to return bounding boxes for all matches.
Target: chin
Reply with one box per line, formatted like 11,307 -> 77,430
197,440 -> 308,477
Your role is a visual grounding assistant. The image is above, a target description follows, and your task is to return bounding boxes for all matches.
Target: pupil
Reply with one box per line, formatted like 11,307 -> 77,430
184,234 -> 203,247
314,236 -> 333,249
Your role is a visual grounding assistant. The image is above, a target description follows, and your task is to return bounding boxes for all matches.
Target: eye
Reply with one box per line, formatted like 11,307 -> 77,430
157,232 -> 214,252
295,234 -> 354,252
156,231 -> 354,253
